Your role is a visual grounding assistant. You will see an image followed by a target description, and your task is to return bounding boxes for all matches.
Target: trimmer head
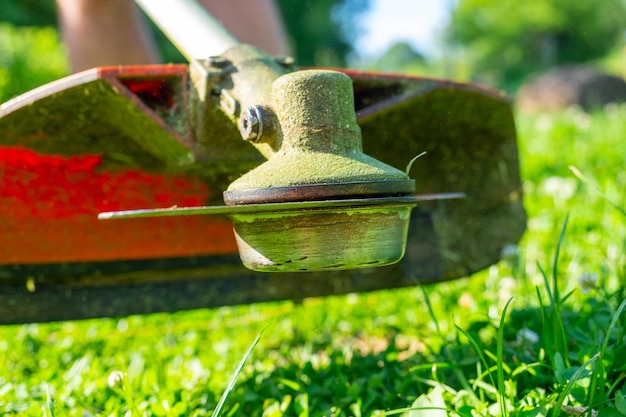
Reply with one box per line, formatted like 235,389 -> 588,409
213,69 -> 419,271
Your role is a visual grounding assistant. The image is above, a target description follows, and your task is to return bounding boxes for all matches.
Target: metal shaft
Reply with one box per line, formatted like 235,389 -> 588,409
134,0 -> 239,61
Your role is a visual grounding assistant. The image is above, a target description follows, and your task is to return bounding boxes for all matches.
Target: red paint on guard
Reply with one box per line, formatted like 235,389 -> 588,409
120,78 -> 176,108
0,146 -> 237,264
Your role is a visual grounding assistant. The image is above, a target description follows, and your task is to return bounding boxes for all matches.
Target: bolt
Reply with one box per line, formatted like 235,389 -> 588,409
239,105 -> 263,142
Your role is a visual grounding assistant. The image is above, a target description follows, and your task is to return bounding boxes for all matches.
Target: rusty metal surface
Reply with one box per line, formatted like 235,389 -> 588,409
223,180 -> 415,204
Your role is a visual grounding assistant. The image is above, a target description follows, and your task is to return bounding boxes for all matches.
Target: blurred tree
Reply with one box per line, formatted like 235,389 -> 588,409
276,0 -> 370,67
0,24 -> 68,102
447,0 -> 626,90
0,0 -> 66,102
368,41 -> 426,73
0,0 -> 57,26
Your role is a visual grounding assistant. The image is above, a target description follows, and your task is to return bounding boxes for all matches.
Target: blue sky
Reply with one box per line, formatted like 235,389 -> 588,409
355,0 -> 451,58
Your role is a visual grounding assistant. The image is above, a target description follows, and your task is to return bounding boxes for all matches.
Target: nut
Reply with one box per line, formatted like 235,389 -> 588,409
239,105 -> 263,142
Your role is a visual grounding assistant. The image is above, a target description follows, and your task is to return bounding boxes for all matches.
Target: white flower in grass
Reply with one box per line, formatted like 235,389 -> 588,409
500,244 -> 518,265
578,272 -> 598,294
517,327 -> 539,345
107,370 -> 125,389
540,176 -> 577,200
498,276 -> 517,304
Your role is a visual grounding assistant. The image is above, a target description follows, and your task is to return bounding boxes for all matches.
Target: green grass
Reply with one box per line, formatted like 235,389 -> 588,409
1,106 -> 625,416
0,24 -> 69,103
2,26 -> 626,416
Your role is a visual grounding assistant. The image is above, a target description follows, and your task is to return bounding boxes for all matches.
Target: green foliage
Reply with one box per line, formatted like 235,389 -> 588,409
275,0 -> 370,67
0,23 -> 69,102
0,0 -> 57,27
535,216 -> 571,374
448,0 -> 626,90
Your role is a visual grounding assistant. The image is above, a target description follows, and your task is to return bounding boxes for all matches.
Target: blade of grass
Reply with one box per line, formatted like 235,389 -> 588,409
536,283 -> 569,384
550,353 -> 600,417
552,214 -> 569,307
416,282 -> 476,397
45,385 -> 55,417
405,151 -> 427,177
497,297 -> 515,417
381,406 -> 461,416
536,262 -> 554,306
115,371 -> 140,416
484,350 -> 512,374
382,406 -> 470,417
536,216 -> 570,370
212,326 -> 266,417
587,297 -> 626,410
536,285 -> 560,385
569,165 -> 626,217
417,283 -> 441,336
455,325 -> 497,394
599,294 -> 626,356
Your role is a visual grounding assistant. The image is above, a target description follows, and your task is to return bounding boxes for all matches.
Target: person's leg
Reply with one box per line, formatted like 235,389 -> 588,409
199,0 -> 290,56
56,0 -> 160,72
57,0 -> 290,73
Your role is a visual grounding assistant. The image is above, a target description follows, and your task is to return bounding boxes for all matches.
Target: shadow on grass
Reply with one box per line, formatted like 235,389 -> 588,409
233,331 -> 449,416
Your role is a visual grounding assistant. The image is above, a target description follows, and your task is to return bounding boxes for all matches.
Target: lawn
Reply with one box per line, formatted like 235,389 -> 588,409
1,83 -> 626,415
